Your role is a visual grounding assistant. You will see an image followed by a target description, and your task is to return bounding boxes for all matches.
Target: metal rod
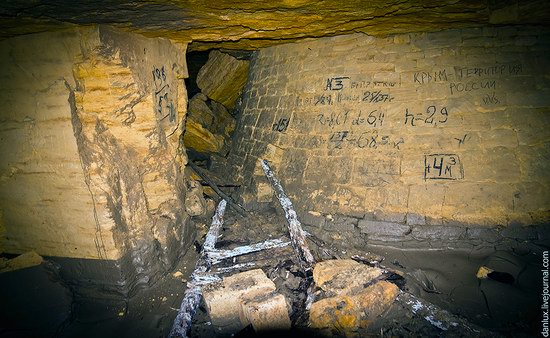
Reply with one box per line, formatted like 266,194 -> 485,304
199,181 -> 240,188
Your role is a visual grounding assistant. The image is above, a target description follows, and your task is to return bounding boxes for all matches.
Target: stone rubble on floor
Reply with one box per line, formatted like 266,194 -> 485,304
309,260 -> 399,337
201,268 -> 291,334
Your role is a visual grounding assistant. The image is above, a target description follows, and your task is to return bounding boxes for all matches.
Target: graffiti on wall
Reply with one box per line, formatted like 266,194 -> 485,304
260,61 -> 524,180
152,65 -> 176,123
272,117 -> 290,132
424,154 -> 463,180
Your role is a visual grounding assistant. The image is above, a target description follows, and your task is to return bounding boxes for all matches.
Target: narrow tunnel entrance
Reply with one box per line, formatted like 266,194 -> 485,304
185,50 -> 210,98
182,49 -> 251,169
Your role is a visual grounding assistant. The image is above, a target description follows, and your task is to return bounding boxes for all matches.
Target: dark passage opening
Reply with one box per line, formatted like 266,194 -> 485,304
184,50 -> 210,98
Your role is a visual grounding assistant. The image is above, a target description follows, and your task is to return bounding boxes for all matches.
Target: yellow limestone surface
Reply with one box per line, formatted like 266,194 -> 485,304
3,1 -> 548,50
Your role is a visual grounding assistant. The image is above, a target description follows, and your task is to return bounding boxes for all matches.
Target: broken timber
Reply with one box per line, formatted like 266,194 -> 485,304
169,199 -> 227,338
207,238 -> 290,264
261,159 -> 315,274
169,199 -> 292,337
170,160 -> 318,337
397,292 -> 493,335
188,160 -> 247,217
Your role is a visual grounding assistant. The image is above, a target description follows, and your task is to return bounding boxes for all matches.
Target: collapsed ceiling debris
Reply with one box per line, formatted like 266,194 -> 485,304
169,161 -> 540,337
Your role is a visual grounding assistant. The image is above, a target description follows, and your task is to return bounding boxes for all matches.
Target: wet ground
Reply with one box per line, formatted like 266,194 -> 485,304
0,248 -> 198,338
198,206 -> 544,337
0,204 -> 545,337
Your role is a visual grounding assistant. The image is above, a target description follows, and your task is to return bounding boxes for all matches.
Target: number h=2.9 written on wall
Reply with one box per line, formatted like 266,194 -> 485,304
424,154 -> 464,180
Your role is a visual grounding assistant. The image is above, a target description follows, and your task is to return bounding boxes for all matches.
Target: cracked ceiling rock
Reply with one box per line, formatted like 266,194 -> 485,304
5,1 -> 547,50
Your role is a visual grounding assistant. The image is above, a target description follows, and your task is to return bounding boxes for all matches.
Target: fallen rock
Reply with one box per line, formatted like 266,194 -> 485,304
196,50 -> 249,110
476,266 -> 492,279
185,93 -> 236,157
202,269 -> 276,330
183,119 -> 226,154
187,93 -> 215,128
184,180 -> 207,217
0,251 -> 43,273
309,281 -> 399,335
209,100 -> 236,137
239,291 -> 291,332
313,260 -> 359,286
313,259 -> 383,296
205,198 -> 216,217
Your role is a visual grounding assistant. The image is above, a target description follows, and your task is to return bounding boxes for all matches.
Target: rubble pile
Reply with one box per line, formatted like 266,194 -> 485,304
309,260 -> 400,337
170,160 -> 538,337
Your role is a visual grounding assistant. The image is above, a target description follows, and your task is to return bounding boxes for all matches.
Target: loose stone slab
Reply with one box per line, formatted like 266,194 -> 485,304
313,259 -> 383,296
202,269 -> 276,329
239,291 -> 291,332
309,281 -> 399,334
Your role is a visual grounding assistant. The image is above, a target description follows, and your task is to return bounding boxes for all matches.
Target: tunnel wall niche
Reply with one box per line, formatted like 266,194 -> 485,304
0,26 -> 192,297
231,26 -> 550,229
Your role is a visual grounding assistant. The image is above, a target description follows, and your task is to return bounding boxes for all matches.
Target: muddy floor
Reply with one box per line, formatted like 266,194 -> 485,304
0,204 -> 545,337
187,206 -> 543,337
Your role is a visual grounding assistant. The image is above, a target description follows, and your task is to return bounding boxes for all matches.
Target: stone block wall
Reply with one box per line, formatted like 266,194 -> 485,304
231,26 -> 550,228
0,26 -> 192,296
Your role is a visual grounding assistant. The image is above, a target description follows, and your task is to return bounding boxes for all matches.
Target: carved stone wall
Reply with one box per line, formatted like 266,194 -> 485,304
0,26 -> 192,296
0,28 -> 111,259
231,26 -> 550,228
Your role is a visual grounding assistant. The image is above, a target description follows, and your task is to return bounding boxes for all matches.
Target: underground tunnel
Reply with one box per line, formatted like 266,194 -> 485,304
0,1 -> 549,337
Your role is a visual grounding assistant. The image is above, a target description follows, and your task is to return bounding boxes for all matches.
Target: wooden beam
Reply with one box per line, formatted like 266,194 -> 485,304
207,238 -> 290,264
169,200 -> 227,338
261,159 -> 316,274
187,160 -> 247,217
397,292 -> 490,334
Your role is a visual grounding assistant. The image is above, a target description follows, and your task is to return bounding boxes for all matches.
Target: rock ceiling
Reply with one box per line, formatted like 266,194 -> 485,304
1,0 -> 549,50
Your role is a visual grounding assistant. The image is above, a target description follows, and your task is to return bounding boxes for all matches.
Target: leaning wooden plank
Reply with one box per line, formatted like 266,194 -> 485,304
202,199 -> 227,252
261,159 -> 315,273
208,238 -> 291,264
188,160 -> 247,217
169,200 -> 227,338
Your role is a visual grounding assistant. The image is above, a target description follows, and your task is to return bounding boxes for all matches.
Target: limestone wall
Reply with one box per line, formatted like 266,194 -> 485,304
0,29 -> 111,259
231,26 -> 550,227
0,26 -> 191,294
